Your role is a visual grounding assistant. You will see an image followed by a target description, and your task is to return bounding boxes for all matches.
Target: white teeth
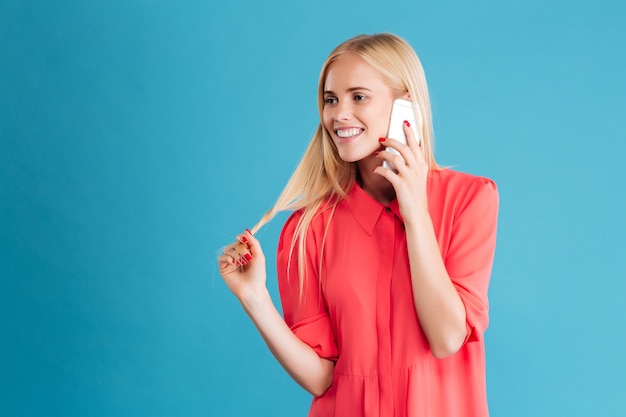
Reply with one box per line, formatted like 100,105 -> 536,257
336,128 -> 362,138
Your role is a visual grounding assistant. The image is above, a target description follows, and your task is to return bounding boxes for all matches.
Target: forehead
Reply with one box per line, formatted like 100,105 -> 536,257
324,53 -> 387,91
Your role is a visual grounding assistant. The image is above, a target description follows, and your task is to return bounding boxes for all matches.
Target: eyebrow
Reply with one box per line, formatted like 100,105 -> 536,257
323,86 -> 373,95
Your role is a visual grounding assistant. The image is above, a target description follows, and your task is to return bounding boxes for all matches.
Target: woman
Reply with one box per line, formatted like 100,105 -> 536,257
218,33 -> 499,417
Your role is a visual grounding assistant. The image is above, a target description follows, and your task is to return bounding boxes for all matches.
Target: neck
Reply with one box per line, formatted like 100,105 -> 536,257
356,157 -> 396,206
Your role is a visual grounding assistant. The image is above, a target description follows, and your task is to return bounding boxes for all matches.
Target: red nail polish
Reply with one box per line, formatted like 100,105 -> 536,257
240,236 -> 248,243
244,253 -> 252,261
379,137 -> 386,142
404,120 -> 411,127
245,228 -> 252,235
374,151 -> 380,156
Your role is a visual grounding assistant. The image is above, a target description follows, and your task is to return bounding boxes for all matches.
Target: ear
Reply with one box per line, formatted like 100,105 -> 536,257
402,91 -> 411,100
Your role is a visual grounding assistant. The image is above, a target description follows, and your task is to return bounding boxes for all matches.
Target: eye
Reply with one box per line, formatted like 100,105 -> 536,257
354,94 -> 367,101
324,96 -> 338,105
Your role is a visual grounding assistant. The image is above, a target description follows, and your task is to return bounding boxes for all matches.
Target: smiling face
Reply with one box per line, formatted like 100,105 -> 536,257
322,53 -> 398,163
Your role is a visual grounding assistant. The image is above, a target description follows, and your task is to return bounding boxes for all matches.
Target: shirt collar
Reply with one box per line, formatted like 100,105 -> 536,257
344,182 -> 404,236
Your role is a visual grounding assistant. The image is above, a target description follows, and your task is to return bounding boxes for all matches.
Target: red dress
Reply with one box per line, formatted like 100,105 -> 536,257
277,169 -> 499,417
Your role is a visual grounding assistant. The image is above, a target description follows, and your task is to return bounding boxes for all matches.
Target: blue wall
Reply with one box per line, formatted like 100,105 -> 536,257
1,0 -> 625,415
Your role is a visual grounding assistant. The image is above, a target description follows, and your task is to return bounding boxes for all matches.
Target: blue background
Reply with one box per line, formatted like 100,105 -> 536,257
1,0 -> 625,416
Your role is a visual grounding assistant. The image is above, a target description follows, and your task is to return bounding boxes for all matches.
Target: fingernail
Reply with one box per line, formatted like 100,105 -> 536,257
245,228 -> 252,235
404,120 -> 410,127
378,137 -> 386,142
374,151 -> 380,156
244,253 -> 252,261
240,236 -> 248,243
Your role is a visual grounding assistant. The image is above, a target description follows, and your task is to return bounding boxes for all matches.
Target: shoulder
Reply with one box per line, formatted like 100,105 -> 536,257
430,168 -> 496,189
277,210 -> 303,254
431,168 -> 497,196
428,168 -> 499,214
277,201 -> 336,251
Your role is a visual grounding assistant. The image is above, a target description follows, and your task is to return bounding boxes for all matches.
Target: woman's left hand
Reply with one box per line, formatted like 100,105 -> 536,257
373,120 -> 429,221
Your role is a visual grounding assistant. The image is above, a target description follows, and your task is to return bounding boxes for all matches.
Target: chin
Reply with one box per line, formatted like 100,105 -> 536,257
336,152 -> 362,163
334,140 -> 380,163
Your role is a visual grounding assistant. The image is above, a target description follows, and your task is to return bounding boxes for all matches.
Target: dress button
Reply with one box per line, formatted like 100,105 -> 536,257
385,207 -> 392,214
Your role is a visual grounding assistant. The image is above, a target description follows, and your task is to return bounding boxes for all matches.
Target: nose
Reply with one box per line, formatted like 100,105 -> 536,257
333,100 -> 353,122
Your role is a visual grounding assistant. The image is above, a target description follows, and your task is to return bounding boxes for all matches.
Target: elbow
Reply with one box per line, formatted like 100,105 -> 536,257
307,373 -> 333,397
431,343 -> 461,359
309,382 -> 331,398
304,359 -> 334,397
430,329 -> 467,359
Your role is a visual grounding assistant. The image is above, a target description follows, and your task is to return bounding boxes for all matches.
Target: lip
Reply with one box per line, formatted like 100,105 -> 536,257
334,126 -> 364,143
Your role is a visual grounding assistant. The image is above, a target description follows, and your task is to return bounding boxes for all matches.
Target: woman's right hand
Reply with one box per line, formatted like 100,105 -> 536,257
218,229 -> 334,396
218,229 -> 267,303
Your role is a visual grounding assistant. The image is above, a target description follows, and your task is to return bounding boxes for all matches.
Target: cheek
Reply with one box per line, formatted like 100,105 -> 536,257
322,110 -> 333,132
374,105 -> 393,132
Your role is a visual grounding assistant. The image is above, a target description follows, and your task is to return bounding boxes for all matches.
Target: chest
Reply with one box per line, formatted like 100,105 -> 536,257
318,203 -> 452,319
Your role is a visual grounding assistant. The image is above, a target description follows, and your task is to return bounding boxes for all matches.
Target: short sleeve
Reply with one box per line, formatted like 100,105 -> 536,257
277,211 -> 339,361
445,177 -> 499,344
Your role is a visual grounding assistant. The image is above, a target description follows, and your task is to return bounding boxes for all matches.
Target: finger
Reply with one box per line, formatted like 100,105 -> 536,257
380,137 -> 415,174
242,229 -> 264,261
222,242 -> 250,266
218,254 -> 241,275
240,252 -> 252,266
218,253 -> 234,267
222,230 -> 257,267
225,243 -> 243,258
376,148 -> 407,171
397,121 -> 428,169
403,121 -> 427,168
380,133 -> 413,159
378,137 -> 404,160
372,163 -> 399,184
237,233 -> 249,245
403,120 -> 420,150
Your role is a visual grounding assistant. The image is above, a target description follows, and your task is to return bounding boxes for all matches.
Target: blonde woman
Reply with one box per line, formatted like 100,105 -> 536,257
218,33 -> 499,417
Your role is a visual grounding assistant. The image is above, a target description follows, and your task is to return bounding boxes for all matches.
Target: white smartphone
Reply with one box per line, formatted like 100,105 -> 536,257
382,98 -> 422,170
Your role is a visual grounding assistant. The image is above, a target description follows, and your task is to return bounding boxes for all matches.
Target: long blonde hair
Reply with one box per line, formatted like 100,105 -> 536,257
250,33 -> 439,288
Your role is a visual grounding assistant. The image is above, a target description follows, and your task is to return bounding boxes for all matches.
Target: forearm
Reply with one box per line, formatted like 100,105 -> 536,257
405,213 -> 467,358
240,287 -> 334,397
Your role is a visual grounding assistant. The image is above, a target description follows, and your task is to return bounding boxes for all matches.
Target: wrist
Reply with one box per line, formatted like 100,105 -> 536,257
403,206 -> 432,230
240,286 -> 273,315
